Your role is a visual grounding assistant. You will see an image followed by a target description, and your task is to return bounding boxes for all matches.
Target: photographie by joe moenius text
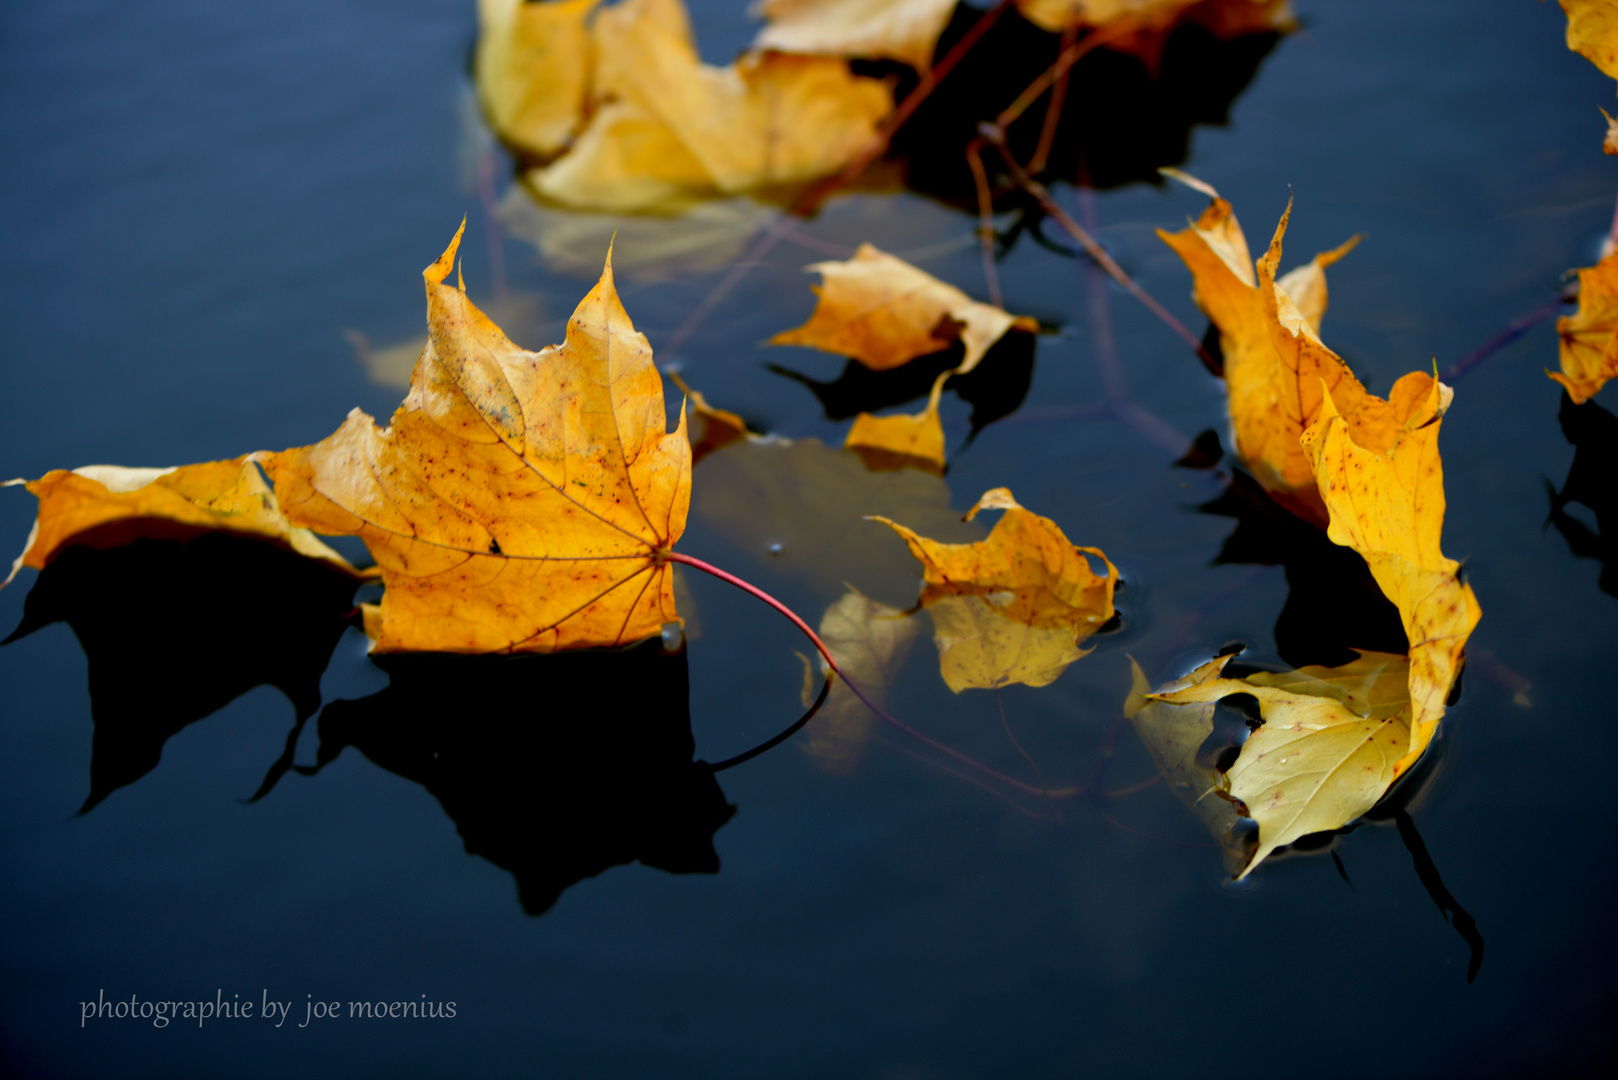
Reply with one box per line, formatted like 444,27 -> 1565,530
81,990 -> 458,1028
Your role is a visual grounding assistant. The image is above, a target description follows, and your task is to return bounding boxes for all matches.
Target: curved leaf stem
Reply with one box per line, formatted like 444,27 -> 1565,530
708,674 -> 832,772
668,550 -> 1074,798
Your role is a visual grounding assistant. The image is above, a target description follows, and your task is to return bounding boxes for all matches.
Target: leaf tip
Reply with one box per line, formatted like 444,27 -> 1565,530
425,219 -> 468,287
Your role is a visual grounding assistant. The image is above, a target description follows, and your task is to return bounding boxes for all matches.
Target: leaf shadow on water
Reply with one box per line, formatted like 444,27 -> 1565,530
874,4 -> 1283,209
286,640 -> 737,917
2,533 -> 360,813
1546,391 -> 1618,598
1195,463 -> 1410,669
766,328 -> 1036,437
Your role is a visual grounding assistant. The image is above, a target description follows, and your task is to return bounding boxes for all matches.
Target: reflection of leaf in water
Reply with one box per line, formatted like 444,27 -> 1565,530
497,188 -> 777,282
693,435 -> 980,597
302,639 -> 734,916
803,587 -> 917,774
768,327 -> 1036,436
1152,651 -> 1412,879
3,536 -> 359,812
890,5 -> 1284,202
1548,392 -> 1618,597
872,487 -> 1118,691
1124,654 -> 1250,876
1201,467 -> 1407,670
345,292 -> 548,389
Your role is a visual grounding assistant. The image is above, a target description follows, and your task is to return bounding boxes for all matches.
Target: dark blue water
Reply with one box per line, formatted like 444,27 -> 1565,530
2,1 -> 1615,1076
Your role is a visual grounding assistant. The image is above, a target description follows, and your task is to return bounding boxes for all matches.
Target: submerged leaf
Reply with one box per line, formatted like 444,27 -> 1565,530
1300,373 -> 1480,776
1554,247 -> 1618,404
872,487 -> 1118,691
4,458 -> 361,588
771,243 -> 1038,374
1153,651 -> 1413,879
693,435 -> 980,597
1124,654 -> 1249,875
803,587 -> 918,774
258,223 -> 691,653
843,372 -> 948,475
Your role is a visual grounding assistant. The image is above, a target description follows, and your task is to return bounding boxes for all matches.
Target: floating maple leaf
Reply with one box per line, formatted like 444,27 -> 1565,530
1554,247 -> 1618,404
752,0 -> 958,72
475,0 -> 599,159
1017,0 -> 1295,66
514,0 -> 893,213
1158,179 -> 1362,525
843,372 -> 949,476
771,243 -> 1038,376
872,487 -> 1117,691
257,222 -> 691,654
4,458 -> 363,588
1149,650 -> 1412,878
1300,372 -> 1481,776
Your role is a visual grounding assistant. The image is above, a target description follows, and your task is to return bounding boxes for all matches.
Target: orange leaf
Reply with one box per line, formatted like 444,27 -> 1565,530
1554,247 -> 1618,404
1158,181 -> 1363,525
1561,0 -> 1618,86
753,0 -> 957,71
871,488 -> 1117,690
4,458 -> 363,588
843,372 -> 948,475
771,243 -> 1037,374
257,223 -> 691,654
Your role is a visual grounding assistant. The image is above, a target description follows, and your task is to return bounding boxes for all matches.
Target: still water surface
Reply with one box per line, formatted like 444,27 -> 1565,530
1,1 -> 1615,1076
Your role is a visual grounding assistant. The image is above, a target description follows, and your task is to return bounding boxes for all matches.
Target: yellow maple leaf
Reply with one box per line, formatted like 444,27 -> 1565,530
1152,651 -> 1412,878
527,0 -> 891,213
843,372 -> 948,476
475,0 -> 599,159
1561,0 -> 1618,85
803,586 -> 918,774
771,243 -> 1038,374
1554,247 -> 1618,403
752,0 -> 958,72
1300,372 -> 1481,775
871,487 -> 1118,691
1017,0 -> 1294,65
1158,182 -> 1363,525
256,223 -> 691,654
4,459 -> 362,588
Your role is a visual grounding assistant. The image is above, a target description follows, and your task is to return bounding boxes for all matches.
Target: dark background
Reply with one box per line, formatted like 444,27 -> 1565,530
1,1 -> 1614,1076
